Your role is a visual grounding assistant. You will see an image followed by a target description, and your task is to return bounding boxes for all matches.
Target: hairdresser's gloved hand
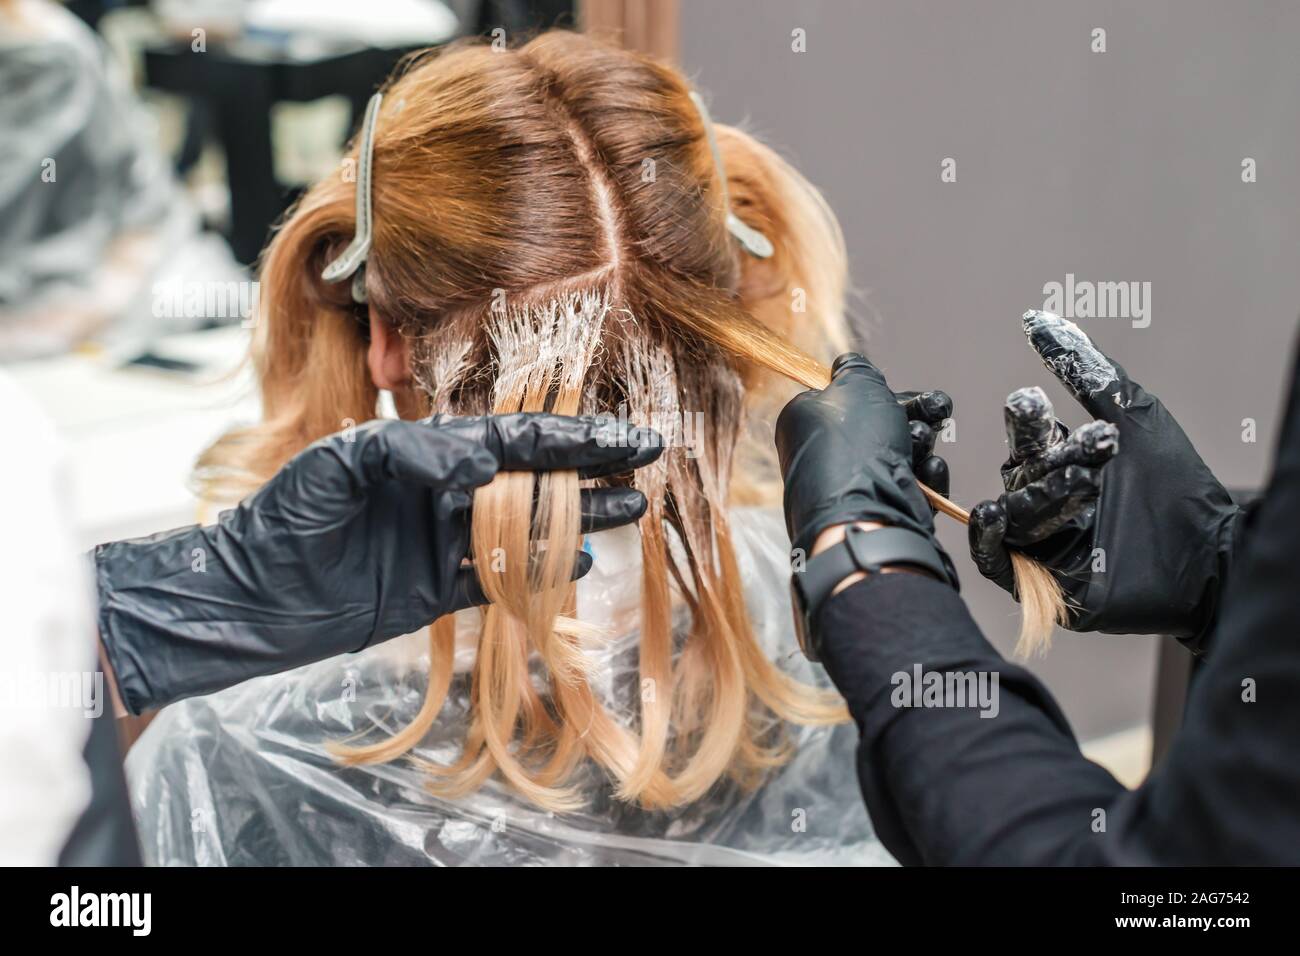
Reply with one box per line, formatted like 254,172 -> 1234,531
968,311 -> 1242,650
897,387 -> 955,500
776,352 -> 958,585
95,414 -> 662,714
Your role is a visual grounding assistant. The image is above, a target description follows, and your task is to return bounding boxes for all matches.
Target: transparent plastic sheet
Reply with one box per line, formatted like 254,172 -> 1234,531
125,507 -> 893,866
0,4 -> 242,358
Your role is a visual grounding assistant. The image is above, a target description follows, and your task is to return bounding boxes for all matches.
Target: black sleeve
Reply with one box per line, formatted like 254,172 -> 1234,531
57,706 -> 141,866
815,341 -> 1300,865
817,574 -> 1128,865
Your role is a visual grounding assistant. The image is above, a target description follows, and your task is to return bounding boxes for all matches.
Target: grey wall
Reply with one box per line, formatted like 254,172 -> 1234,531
682,0 -> 1300,739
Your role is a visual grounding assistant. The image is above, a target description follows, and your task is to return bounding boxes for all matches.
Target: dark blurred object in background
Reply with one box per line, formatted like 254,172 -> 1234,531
141,1 -> 456,264
136,1 -> 576,264
473,0 -> 574,34
142,40 -> 432,264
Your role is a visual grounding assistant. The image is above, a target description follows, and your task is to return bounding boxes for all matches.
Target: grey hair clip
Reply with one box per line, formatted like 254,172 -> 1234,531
689,91 -> 774,259
322,92 -> 384,303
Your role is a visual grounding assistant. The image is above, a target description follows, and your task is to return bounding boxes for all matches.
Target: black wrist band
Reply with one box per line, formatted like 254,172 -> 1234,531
790,524 -> 953,661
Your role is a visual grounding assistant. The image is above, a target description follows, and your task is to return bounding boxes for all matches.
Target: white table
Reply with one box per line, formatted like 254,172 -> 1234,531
8,327 -> 260,548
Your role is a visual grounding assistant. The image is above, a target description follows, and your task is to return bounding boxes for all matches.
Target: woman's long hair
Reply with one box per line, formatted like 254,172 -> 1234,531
199,32 -> 1060,811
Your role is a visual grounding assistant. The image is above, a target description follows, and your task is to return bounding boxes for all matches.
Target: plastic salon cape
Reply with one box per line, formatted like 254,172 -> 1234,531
0,3 -> 241,359
125,508 -> 892,866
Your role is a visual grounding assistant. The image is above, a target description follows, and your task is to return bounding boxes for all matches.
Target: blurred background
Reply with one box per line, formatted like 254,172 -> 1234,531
4,0 -> 1298,782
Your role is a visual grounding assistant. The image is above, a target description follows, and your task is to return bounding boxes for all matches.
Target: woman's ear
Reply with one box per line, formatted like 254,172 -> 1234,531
367,307 -> 412,390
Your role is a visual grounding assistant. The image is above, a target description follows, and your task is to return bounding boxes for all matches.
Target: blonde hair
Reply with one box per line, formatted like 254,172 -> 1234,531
199,32 -> 1061,812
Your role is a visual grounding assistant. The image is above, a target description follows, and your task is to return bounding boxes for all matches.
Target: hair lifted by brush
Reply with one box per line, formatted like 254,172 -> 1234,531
199,30 -> 1062,811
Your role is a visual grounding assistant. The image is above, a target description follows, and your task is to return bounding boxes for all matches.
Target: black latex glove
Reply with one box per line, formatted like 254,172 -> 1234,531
776,352 -> 958,585
96,413 -> 662,714
897,388 -> 955,499
968,311 -> 1242,649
